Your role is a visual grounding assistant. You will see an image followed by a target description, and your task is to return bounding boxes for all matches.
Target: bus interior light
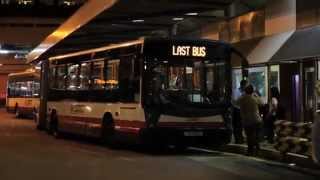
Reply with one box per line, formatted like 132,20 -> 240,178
173,17 -> 184,21
185,12 -> 198,16
132,19 -> 144,23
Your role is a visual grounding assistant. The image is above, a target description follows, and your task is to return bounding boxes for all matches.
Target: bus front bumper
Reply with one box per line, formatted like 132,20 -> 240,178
139,127 -> 232,147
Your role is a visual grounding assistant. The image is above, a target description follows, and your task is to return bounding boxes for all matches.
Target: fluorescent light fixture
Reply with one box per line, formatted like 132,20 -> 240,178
173,17 -> 184,21
0,50 -> 10,54
185,12 -> 198,16
132,19 -> 144,23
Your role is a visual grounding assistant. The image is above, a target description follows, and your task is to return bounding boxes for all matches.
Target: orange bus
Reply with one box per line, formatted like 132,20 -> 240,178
6,70 -> 40,118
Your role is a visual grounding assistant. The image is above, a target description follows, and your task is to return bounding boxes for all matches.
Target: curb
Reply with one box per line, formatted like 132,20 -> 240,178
218,144 -> 320,176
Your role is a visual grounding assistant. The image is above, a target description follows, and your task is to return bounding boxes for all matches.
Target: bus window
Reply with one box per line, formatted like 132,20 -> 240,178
105,60 -> 119,90
49,67 -> 56,89
32,81 -> 40,97
192,62 -> 202,91
119,57 -> 136,102
56,65 -> 66,90
8,81 -> 15,97
206,63 -> 214,93
92,61 -> 105,90
66,64 -> 79,90
215,62 -> 226,101
79,62 -> 90,90
168,67 -> 185,90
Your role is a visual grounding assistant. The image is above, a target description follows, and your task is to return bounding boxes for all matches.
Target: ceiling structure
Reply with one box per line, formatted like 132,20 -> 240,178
0,0 -> 86,73
28,0 -> 267,62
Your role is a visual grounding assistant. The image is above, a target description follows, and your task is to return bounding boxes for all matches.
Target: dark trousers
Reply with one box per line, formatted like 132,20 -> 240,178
265,114 -> 276,143
244,123 -> 261,155
232,108 -> 244,144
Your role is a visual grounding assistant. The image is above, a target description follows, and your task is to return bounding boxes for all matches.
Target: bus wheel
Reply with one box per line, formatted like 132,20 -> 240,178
101,113 -> 115,144
49,112 -> 59,138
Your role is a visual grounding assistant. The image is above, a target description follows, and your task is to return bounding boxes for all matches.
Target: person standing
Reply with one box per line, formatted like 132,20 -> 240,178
236,84 -> 264,156
232,80 -> 247,144
265,87 -> 281,143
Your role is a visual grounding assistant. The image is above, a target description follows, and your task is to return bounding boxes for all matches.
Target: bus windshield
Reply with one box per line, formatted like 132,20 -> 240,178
147,59 -> 226,105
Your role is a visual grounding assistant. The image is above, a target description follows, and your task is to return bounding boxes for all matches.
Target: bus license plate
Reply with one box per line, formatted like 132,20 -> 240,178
184,131 -> 203,137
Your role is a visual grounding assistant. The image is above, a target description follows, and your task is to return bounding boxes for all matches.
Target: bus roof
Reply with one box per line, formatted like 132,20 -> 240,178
8,69 -> 40,78
48,38 -> 232,62
49,39 -> 144,61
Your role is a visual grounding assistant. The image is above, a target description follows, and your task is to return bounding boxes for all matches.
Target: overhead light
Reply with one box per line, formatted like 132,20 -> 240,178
173,17 -> 184,21
132,19 -> 144,23
185,12 -> 198,16
0,50 -> 10,54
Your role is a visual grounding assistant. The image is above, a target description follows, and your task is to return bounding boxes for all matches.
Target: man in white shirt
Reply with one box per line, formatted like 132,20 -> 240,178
231,80 -> 248,144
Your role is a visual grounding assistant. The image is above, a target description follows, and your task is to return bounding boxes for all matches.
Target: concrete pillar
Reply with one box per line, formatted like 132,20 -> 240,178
39,59 -> 48,129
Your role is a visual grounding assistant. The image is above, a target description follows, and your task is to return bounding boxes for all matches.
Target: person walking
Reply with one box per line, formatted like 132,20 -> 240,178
236,84 -> 264,156
232,80 -> 248,144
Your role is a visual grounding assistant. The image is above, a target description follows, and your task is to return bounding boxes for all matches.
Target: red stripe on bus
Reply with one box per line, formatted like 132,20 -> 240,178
57,115 -> 145,128
56,115 -> 223,130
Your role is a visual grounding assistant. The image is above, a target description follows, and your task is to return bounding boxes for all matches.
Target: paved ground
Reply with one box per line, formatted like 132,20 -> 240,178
0,108 -> 318,180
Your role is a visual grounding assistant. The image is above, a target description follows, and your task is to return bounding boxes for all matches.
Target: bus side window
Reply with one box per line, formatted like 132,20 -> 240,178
49,67 -> 56,89
119,56 -> 135,102
56,65 -> 66,90
8,81 -> 14,97
92,61 -> 105,90
105,60 -> 119,90
66,64 -> 79,90
79,62 -> 90,90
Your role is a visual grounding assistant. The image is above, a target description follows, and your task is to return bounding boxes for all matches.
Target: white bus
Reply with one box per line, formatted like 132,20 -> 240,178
7,70 -> 40,118
38,38 -> 247,148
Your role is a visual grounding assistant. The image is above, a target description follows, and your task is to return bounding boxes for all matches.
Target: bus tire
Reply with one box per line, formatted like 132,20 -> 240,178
15,105 -> 21,118
49,111 -> 59,138
101,113 -> 115,144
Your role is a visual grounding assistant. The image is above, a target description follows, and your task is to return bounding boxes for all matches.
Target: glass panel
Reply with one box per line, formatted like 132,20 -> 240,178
248,66 -> 268,103
8,81 -> 15,97
79,62 -> 90,90
66,64 -> 79,90
216,62 -> 226,101
106,60 -> 119,90
270,65 -> 280,90
49,67 -> 56,89
205,64 -> 214,92
92,61 -> 105,90
168,67 -> 185,90
232,69 -> 242,100
304,67 -> 315,121
32,81 -> 40,97
56,66 -> 66,89
149,59 -> 226,104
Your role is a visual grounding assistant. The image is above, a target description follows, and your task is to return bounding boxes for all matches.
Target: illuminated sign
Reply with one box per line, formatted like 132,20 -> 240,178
172,45 -> 206,57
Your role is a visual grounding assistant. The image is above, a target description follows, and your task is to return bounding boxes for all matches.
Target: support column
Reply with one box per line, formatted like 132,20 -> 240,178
39,59 -> 49,129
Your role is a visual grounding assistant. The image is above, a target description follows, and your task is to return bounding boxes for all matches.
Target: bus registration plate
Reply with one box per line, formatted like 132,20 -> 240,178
184,131 -> 203,137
